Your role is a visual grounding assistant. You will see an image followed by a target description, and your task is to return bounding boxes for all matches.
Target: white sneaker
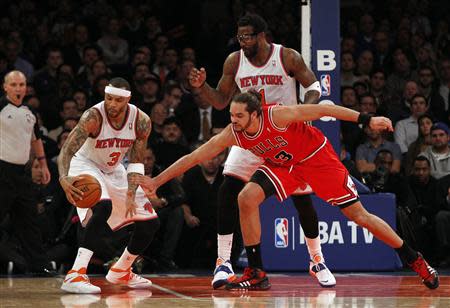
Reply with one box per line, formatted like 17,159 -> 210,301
61,268 -> 101,294
309,261 -> 336,287
106,266 -> 152,289
211,258 -> 236,289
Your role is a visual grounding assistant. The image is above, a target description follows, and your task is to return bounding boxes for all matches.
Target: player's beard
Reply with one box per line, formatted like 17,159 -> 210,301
243,44 -> 258,59
233,117 -> 252,132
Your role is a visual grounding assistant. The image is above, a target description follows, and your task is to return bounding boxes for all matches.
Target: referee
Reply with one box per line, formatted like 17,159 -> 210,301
0,70 -> 54,275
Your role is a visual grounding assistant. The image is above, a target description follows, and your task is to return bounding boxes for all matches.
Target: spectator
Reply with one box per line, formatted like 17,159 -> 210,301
148,103 -> 168,147
153,117 -> 190,169
341,51 -> 359,87
438,59 -> 450,114
142,146 -> 184,271
373,31 -> 391,68
4,40 -> 34,79
159,82 -> 183,115
394,94 -> 429,154
359,93 -> 378,114
63,23 -> 91,72
408,156 -> 440,259
356,125 -> 402,174
404,114 -> 434,175
435,174 -> 450,266
419,122 -> 450,179
386,51 -> 418,102
135,73 -> 161,115
418,66 -> 446,122
177,145 -> 225,268
97,17 -> 129,66
369,69 -> 390,112
33,47 -> 64,101
355,49 -> 374,79
390,80 -> 421,124
341,86 -> 359,110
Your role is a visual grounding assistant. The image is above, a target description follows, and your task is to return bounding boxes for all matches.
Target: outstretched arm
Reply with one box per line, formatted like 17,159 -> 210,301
272,104 -> 394,131
134,125 -> 236,192
189,52 -> 240,110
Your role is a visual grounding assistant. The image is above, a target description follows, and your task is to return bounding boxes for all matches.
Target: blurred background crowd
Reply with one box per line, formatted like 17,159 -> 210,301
0,0 -> 449,275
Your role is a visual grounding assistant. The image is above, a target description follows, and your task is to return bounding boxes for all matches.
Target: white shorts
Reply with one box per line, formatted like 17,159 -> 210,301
69,155 -> 158,231
223,146 -> 312,194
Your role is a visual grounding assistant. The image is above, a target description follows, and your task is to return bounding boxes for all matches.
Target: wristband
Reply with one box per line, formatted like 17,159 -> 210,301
127,163 -> 145,175
37,156 -> 46,161
357,113 -> 372,127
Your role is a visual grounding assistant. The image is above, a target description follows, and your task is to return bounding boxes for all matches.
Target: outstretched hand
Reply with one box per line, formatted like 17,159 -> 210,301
129,174 -> 158,196
188,67 -> 206,88
369,116 -> 394,132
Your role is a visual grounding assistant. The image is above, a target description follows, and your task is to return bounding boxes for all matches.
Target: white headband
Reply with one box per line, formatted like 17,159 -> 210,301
105,85 -> 131,97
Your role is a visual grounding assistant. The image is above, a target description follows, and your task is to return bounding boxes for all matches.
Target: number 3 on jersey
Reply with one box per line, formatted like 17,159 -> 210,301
107,152 -> 120,166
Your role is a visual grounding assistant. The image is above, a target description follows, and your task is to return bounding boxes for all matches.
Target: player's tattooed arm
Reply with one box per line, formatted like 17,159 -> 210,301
127,111 -> 152,195
190,52 -> 239,110
57,108 -> 101,178
282,48 -> 320,105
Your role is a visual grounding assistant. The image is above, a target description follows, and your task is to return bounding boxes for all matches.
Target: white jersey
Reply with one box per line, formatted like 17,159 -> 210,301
76,101 -> 138,173
235,43 -> 297,106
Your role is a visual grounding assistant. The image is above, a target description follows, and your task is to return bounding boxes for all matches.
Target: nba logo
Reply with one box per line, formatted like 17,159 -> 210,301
320,74 -> 331,96
275,218 -> 289,248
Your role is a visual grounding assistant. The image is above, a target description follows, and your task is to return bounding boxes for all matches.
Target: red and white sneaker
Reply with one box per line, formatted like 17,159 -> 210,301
61,267 -> 101,294
106,267 -> 152,289
408,252 -> 439,289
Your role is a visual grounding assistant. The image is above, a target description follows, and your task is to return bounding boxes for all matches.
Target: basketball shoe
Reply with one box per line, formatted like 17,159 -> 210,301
106,266 -> 152,289
309,257 -> 336,288
212,258 -> 236,289
408,252 -> 439,289
61,267 -> 101,294
225,267 -> 271,290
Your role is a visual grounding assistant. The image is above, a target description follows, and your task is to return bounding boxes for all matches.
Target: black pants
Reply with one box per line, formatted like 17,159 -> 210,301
0,160 -> 48,271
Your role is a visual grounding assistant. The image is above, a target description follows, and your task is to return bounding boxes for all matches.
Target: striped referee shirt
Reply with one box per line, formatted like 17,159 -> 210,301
0,96 -> 41,165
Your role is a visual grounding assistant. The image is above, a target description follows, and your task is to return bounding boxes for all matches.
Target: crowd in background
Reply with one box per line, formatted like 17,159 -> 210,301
0,0 -> 449,274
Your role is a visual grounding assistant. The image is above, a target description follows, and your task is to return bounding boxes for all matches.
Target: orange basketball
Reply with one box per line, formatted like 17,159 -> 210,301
72,174 -> 102,208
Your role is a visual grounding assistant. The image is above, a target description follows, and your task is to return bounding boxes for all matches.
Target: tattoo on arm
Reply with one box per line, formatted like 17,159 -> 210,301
57,109 -> 100,177
127,111 -> 152,194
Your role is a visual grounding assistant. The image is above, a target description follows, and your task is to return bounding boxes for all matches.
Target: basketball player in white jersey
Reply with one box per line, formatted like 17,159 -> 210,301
189,14 -> 335,288
58,77 -> 160,293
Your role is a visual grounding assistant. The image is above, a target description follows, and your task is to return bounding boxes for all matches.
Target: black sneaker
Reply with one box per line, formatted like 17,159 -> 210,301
225,267 -> 271,290
408,252 -> 439,289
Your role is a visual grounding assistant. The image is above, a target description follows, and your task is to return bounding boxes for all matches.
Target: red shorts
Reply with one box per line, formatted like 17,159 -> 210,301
257,141 -> 359,206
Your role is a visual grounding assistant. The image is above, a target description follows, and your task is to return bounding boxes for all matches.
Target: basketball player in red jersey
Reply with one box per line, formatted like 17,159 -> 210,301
134,91 -> 439,290
188,13 -> 335,288
58,77 -> 160,293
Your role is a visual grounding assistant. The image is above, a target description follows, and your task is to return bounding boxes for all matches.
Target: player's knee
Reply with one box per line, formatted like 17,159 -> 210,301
135,218 -> 160,238
91,200 -> 112,219
349,211 -> 371,228
237,188 -> 256,213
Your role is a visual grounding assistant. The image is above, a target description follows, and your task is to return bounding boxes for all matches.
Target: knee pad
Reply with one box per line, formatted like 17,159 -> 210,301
292,194 -> 319,238
217,176 -> 245,235
127,218 -> 160,255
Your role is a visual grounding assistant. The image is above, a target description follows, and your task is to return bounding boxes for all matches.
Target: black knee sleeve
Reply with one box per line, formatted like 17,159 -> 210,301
292,194 -> 319,238
82,200 -> 113,251
217,175 -> 245,235
127,218 -> 160,255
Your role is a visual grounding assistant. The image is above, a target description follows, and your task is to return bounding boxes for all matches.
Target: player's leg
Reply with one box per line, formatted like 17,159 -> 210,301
213,146 -> 260,289
62,200 -> 113,294
226,169 -> 280,290
212,175 -> 245,289
292,194 -> 336,287
106,218 -> 160,288
341,201 -> 438,289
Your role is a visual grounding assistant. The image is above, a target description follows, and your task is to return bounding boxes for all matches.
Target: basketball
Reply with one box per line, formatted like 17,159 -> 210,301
72,174 -> 101,208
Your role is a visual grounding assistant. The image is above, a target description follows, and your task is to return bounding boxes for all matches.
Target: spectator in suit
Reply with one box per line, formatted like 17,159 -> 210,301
175,94 -> 229,146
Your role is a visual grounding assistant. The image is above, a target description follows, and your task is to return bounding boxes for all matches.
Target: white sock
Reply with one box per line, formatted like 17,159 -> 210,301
305,236 -> 325,264
217,234 -> 233,261
71,247 -> 93,271
113,247 -> 138,270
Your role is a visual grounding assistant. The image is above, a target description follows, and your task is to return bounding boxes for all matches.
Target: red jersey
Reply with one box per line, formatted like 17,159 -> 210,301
231,105 -> 327,166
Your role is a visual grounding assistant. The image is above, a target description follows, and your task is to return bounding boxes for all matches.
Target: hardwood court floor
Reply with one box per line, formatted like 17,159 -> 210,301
1,273 -> 450,307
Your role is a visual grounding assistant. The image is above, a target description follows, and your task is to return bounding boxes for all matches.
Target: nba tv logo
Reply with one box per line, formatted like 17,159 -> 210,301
320,74 -> 331,96
275,218 -> 289,248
